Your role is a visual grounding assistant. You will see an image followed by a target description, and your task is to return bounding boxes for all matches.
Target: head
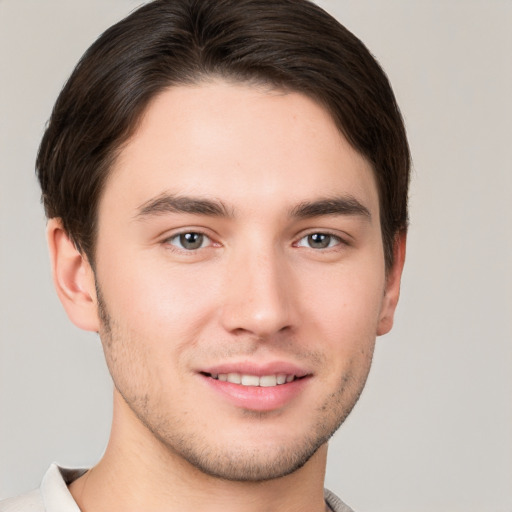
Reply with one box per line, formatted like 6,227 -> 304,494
37,0 -> 409,271
39,0 -> 410,483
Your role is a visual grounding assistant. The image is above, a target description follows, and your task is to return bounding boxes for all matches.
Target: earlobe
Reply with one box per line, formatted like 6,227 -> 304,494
377,232 -> 407,336
47,218 -> 100,332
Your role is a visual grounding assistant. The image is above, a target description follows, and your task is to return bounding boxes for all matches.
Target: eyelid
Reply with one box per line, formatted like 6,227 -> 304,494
293,230 -> 351,249
162,228 -> 220,252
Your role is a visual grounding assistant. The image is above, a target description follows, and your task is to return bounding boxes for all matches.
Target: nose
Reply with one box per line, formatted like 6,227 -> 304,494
219,246 -> 298,338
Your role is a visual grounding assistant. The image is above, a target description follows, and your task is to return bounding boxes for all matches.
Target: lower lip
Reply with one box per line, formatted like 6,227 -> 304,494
200,374 -> 309,412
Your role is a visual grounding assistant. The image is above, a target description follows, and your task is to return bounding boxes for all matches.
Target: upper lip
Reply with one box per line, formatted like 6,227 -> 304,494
199,361 -> 311,378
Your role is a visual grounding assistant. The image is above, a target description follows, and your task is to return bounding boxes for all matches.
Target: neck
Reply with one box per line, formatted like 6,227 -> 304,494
69,390 -> 329,512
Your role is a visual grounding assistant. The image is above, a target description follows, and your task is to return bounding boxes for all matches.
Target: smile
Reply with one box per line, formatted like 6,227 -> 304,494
208,373 -> 297,387
200,367 -> 310,411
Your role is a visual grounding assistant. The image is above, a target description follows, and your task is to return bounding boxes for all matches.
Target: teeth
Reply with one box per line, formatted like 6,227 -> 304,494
241,374 -> 260,386
213,373 -> 296,387
259,375 -> 277,387
227,373 -> 241,384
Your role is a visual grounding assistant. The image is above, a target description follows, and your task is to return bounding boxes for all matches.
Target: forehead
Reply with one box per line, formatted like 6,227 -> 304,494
104,80 -> 378,215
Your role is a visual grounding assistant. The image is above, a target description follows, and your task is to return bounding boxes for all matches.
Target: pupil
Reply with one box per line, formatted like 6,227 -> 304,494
180,232 -> 203,249
309,233 -> 329,248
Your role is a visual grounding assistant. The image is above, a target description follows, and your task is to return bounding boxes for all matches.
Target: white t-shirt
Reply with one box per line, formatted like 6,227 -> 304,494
0,464 -> 354,512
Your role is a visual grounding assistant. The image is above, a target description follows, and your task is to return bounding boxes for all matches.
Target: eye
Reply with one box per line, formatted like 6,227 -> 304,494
296,233 -> 342,249
167,232 -> 212,250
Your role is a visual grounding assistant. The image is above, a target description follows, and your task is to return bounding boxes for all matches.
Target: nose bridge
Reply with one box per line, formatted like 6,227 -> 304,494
220,238 -> 296,337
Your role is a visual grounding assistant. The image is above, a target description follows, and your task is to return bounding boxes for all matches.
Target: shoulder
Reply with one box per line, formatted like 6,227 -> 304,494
324,488 -> 356,512
0,463 -> 87,512
0,489 -> 44,512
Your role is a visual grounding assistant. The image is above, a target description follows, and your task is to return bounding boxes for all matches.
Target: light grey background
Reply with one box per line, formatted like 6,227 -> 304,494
1,1 -> 511,510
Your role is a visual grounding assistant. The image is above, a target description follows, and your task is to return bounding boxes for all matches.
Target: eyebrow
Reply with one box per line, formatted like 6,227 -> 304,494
135,193 -> 233,220
134,193 -> 371,222
289,196 -> 371,220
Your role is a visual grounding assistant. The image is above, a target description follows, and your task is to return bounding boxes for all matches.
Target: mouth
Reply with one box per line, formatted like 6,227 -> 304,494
202,372 -> 301,387
198,362 -> 311,411
199,367 -> 311,411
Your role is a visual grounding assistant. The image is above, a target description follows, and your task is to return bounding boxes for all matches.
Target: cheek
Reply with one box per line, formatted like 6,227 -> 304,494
300,262 -> 384,388
99,254 -> 221,345
304,262 -> 385,342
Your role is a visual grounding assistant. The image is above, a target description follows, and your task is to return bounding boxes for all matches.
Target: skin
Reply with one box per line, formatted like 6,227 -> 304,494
48,81 -> 405,512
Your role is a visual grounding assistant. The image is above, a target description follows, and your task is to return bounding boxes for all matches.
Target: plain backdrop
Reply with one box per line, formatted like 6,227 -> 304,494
1,1 -> 511,511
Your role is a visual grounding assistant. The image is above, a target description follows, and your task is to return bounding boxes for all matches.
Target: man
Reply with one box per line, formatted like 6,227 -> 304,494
1,0 -> 409,510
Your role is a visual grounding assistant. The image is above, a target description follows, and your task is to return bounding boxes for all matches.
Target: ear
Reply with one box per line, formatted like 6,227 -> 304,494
47,218 -> 100,332
377,232 -> 407,336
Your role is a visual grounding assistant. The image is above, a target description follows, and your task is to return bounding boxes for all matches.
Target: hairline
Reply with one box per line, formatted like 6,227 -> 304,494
84,75 -> 388,268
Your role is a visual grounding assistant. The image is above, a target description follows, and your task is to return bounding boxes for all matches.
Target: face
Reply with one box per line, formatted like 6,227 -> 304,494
91,81 -> 396,481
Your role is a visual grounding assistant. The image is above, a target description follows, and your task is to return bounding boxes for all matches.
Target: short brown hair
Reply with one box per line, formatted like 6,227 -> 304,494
37,0 -> 410,268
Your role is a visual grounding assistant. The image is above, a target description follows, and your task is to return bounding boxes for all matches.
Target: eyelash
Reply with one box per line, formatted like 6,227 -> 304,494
294,232 -> 345,250
165,232 -> 215,251
164,230 -> 347,252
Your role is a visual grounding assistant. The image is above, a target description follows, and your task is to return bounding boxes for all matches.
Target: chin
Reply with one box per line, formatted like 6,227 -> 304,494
143,402 -> 351,483
163,434 -> 328,482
